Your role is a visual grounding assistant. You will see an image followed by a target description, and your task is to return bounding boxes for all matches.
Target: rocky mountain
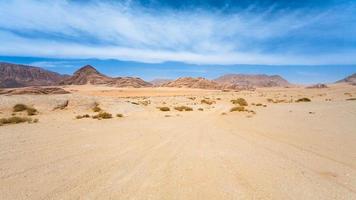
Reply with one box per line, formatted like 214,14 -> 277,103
161,77 -> 221,89
336,73 -> 356,85
214,74 -> 291,88
306,83 -> 328,89
60,65 -> 152,88
0,62 -> 67,88
150,79 -> 173,86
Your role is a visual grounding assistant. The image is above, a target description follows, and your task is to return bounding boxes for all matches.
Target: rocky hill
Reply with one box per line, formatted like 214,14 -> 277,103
214,74 -> 291,88
161,77 -> 221,89
0,62 -> 66,88
60,65 -> 152,88
336,73 -> 356,85
150,79 -> 173,86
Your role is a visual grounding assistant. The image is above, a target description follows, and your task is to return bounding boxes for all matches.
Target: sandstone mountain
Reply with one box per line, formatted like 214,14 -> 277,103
336,73 -> 356,85
161,77 -> 221,89
0,62 -> 67,88
214,74 -> 291,88
60,65 -> 152,88
0,87 -> 70,95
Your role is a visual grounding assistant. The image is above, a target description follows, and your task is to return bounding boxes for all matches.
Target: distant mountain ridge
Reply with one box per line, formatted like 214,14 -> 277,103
336,73 -> 356,85
161,77 -> 221,89
214,74 -> 291,88
0,62 -> 67,88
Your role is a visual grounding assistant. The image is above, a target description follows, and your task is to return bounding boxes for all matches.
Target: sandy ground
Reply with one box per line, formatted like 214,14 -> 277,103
0,84 -> 355,199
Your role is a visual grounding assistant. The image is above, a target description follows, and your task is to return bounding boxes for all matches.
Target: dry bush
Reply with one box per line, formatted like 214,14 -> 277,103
0,116 -> 32,126
346,98 -> 356,101
26,107 -> 38,116
174,106 -> 193,111
295,98 -> 311,102
76,114 -> 90,119
231,98 -> 248,106
116,114 -> 124,117
158,107 -> 170,111
13,104 -> 28,112
198,108 -> 204,111
255,103 -> 263,106
92,104 -> 102,112
92,112 -> 112,119
230,106 -> 245,112
139,101 -> 150,106
13,104 -> 38,115
201,99 -> 215,105
188,97 -> 196,100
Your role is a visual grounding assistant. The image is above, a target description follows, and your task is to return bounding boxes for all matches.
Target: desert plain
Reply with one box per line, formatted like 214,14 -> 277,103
0,84 -> 355,199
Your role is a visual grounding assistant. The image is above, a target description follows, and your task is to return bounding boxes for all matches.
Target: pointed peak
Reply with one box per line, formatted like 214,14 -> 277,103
75,65 -> 100,75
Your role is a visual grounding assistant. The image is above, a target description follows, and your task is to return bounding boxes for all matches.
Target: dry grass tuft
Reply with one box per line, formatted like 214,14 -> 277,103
92,112 -> 112,119
201,99 -> 215,105
92,103 -> 102,112
231,98 -> 248,106
0,116 -> 33,126
158,107 -> 170,111
13,104 -> 38,115
296,98 -> 311,102
76,114 -> 90,119
174,106 -> 193,111
13,104 -> 28,112
230,106 -> 245,112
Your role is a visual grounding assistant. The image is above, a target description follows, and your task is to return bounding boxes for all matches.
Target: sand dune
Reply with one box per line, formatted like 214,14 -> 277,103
0,84 -> 355,199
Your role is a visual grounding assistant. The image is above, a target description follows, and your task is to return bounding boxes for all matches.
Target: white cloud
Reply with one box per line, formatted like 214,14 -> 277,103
0,0 -> 355,65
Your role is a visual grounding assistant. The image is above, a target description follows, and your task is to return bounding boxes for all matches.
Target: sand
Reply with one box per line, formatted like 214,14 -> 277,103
0,84 -> 355,199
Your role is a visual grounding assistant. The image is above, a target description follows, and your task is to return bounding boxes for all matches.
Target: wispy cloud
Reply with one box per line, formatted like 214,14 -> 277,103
0,0 -> 355,65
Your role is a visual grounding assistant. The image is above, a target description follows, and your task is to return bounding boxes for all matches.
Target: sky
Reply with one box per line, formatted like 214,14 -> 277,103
0,0 -> 356,84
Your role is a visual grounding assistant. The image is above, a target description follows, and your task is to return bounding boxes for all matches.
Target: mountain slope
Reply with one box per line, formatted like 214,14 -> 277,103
214,74 -> 291,88
0,62 -> 66,88
61,65 -> 152,87
161,77 -> 221,89
336,73 -> 356,85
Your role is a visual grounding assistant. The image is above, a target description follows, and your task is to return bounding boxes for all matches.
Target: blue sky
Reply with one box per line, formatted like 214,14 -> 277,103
0,0 -> 356,83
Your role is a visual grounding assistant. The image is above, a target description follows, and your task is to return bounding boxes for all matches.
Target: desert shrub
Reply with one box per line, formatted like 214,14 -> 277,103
158,107 -> 170,111
295,98 -> 311,102
26,107 -> 38,116
174,106 -> 193,111
76,114 -> 90,119
231,98 -> 248,106
33,118 -> 39,123
92,112 -> 112,119
198,108 -> 204,111
116,114 -> 124,117
255,103 -> 263,106
230,106 -> 245,112
0,116 -> 32,125
139,100 -> 150,106
201,99 -> 215,105
346,98 -> 356,101
13,104 -> 28,112
92,105 -> 102,112
131,102 -> 139,105
188,97 -> 196,100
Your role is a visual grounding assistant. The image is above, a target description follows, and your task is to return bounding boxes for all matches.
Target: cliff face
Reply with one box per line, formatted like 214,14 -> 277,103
214,74 -> 291,88
0,62 -> 66,88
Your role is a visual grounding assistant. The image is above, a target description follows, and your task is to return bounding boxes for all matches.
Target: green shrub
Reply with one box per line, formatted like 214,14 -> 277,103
174,106 -> 193,111
231,98 -> 248,106
230,106 -> 245,112
296,98 -> 311,102
158,107 -> 170,111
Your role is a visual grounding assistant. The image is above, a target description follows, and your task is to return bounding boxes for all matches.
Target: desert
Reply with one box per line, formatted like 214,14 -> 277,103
1,82 -> 355,199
